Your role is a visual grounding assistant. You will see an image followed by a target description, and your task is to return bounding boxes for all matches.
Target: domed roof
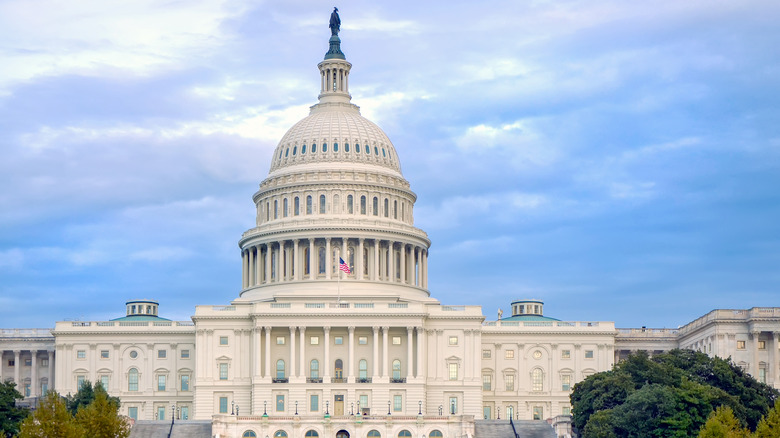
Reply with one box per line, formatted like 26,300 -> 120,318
268,105 -> 403,176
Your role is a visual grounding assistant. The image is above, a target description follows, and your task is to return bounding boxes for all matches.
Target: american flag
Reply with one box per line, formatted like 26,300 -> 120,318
339,257 -> 351,274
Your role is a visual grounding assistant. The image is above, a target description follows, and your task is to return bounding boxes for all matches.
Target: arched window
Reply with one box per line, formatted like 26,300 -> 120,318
274,431 -> 288,438
392,360 -> 401,379
266,202 -> 269,222
319,195 -> 326,214
283,198 -> 288,217
294,197 -> 300,216
334,359 -> 344,379
292,146 -> 297,156
333,142 -> 339,152
333,194 -> 340,214
285,148 -> 289,157
360,196 -> 367,215
243,432 -> 257,438
429,431 -> 443,438
383,198 -> 389,217
398,431 -> 412,438
382,148 -> 386,157
310,360 -> 319,379
323,143 -> 328,152
307,195 -> 313,214
276,360 -> 285,379
401,203 -> 405,221
128,368 -> 138,391
365,145 -> 370,154
359,359 -> 368,379
304,248 -> 310,275
302,144 -> 307,154
394,200 -> 398,219
356,143 -> 361,153
372,197 -> 378,216
318,247 -> 326,274
368,430 -> 381,437
305,431 -> 319,438
531,368 -> 543,391
345,143 -> 350,152
312,143 -> 317,153
347,195 -> 354,214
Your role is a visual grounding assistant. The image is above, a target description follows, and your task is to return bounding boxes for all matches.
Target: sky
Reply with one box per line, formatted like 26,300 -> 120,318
1,0 -> 779,329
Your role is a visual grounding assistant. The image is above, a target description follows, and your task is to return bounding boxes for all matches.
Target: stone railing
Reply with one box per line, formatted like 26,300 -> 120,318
0,328 -> 53,338
678,307 -> 780,336
616,328 -> 679,338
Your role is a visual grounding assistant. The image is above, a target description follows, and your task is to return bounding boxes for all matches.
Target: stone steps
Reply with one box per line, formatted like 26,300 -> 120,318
474,420 -> 556,438
129,420 -> 212,438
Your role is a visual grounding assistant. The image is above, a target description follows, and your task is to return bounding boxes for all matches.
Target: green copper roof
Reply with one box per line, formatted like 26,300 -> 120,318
500,315 -> 560,322
324,35 -> 345,60
110,315 -> 171,322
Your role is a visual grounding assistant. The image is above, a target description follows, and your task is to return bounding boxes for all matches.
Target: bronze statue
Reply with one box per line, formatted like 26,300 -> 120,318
329,7 -> 341,36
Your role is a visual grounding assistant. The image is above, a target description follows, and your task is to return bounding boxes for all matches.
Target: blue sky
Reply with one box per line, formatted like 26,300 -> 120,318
1,1 -> 778,328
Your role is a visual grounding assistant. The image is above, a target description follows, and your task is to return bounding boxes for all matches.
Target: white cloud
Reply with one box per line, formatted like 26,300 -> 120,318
418,191 -> 546,229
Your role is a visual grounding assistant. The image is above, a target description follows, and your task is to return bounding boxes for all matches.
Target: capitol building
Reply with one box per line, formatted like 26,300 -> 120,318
2,15 -> 779,438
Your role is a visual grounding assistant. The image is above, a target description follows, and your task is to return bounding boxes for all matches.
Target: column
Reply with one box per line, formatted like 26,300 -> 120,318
248,248 -> 255,286
423,250 -> 428,288
372,327 -> 380,378
463,330 -> 471,380
0,351 -> 4,383
47,349 -> 55,392
254,246 -> 261,287
278,241 -> 285,283
773,332 -> 780,385
242,250 -> 247,288
416,327 -> 423,379
30,351 -> 38,397
389,243 -> 396,282
309,239 -> 315,280
358,239 -> 365,280
324,327 -> 331,381
406,327 -> 414,379
373,240 -> 380,281
751,331 -> 760,378
400,243 -> 406,284
289,327 -> 297,378
299,327 -> 306,379
264,327 -> 271,378
250,327 -> 257,378
265,244 -> 272,284
13,350 -> 21,388
382,326 -> 389,378
325,238 -> 332,280
348,326 -> 355,381
294,239 -> 300,281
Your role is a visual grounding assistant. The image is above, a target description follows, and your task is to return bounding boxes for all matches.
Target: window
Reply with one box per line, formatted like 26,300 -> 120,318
322,143 -> 328,152
449,336 -> 458,346
562,349 -> 571,359
482,350 -> 491,359
319,195 -> 326,214
449,397 -> 458,414
310,336 -> 319,345
392,336 -> 401,345
737,340 -> 746,349
158,350 -> 167,359
100,350 -> 109,359
448,363 -> 458,380
220,336 -> 228,345
277,336 -> 285,345
274,200 -> 278,219
276,395 -> 285,412
128,406 -> 138,420
312,142 -> 317,153
100,375 -> 109,389
283,198 -> 288,217
393,395 -> 402,412
219,397 -> 228,413
359,359 -> 368,379
334,359 -> 344,379
335,336 -> 343,345
394,200 -> 398,219
533,406 -> 543,420
359,394 -> 368,410
347,195 -> 353,214
430,431 -> 442,438
181,350 -> 190,359
158,375 -> 166,391
276,360 -> 285,379
383,198 -> 389,217
358,336 -> 367,345
392,360 -> 401,379
310,394 -> 319,412
128,368 -> 139,391
243,432 -> 258,438
562,406 -> 571,416
505,350 -> 514,359
294,197 -> 300,215
181,374 -> 190,391
368,431 -> 381,437
505,374 -> 515,391
41,359 -> 49,367
759,341 -> 766,349
482,374 -> 491,391
372,197 -> 378,215
307,195 -> 313,214
360,196 -> 367,214
219,363 -> 228,380
562,374 -> 571,391
274,431 -> 288,438
77,350 -> 86,359
532,369 -> 543,391
585,350 -> 594,359
759,367 -> 767,383
310,360 -> 319,379
305,431 -> 319,438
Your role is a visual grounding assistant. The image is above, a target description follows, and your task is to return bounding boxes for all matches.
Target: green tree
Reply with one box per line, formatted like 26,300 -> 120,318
18,391 -> 83,438
66,381 -> 119,417
698,406 -> 750,438
0,380 -> 29,438
754,402 -> 780,438
74,390 -> 129,438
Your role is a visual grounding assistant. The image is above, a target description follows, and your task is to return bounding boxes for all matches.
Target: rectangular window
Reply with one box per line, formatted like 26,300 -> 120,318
392,336 -> 401,345
737,340 -> 746,349
505,350 -> 514,359
562,406 -> 571,416
358,336 -> 368,345
310,336 -> 319,345
448,363 -> 458,380
561,350 -> 571,359
41,359 -> 49,367
585,350 -> 594,359
128,372 -> 138,391
157,375 -> 166,391
310,394 -> 319,412
219,363 -> 228,380
219,397 -> 228,414
449,397 -> 458,414
359,394 -> 369,411
335,336 -> 343,345
482,375 -> 491,391
100,350 -> 109,359
562,374 -> 571,391
276,395 -> 285,412
393,394 -> 402,412
158,350 -> 167,359
77,376 -> 85,388
758,341 -> 766,350
505,374 -> 515,391
77,350 -> 86,359
158,406 -> 165,420
100,375 -> 109,389
24,384 -> 30,396
181,350 -> 190,359
219,336 -> 228,345
482,350 -> 491,359
533,406 -> 543,420
8,360 -> 14,367
128,407 -> 138,420
277,337 -> 285,345
181,375 -> 190,391
449,336 -> 458,346
759,368 -> 767,383
24,359 -> 32,366
483,406 -> 491,420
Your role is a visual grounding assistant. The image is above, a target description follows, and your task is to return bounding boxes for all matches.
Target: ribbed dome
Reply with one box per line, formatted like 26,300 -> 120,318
268,105 -> 403,176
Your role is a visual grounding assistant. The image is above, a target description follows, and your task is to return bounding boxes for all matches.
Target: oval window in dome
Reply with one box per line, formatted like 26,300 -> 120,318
374,146 -> 379,155
322,143 -> 328,152
365,145 -> 370,154
279,150 -> 283,159
355,143 -> 360,153
302,145 -> 307,154
382,148 -> 386,157
292,146 -> 297,156
345,143 -> 350,152
334,142 -> 339,152
312,143 -> 317,153
285,148 -> 289,157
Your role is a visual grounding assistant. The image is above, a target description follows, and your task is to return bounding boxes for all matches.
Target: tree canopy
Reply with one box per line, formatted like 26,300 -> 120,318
0,381 -> 29,438
571,349 -> 779,437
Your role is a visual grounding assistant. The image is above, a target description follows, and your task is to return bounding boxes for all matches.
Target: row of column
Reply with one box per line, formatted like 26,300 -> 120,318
0,349 -> 54,398
249,326 -> 425,381
321,65 -> 349,93
241,238 -> 428,289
